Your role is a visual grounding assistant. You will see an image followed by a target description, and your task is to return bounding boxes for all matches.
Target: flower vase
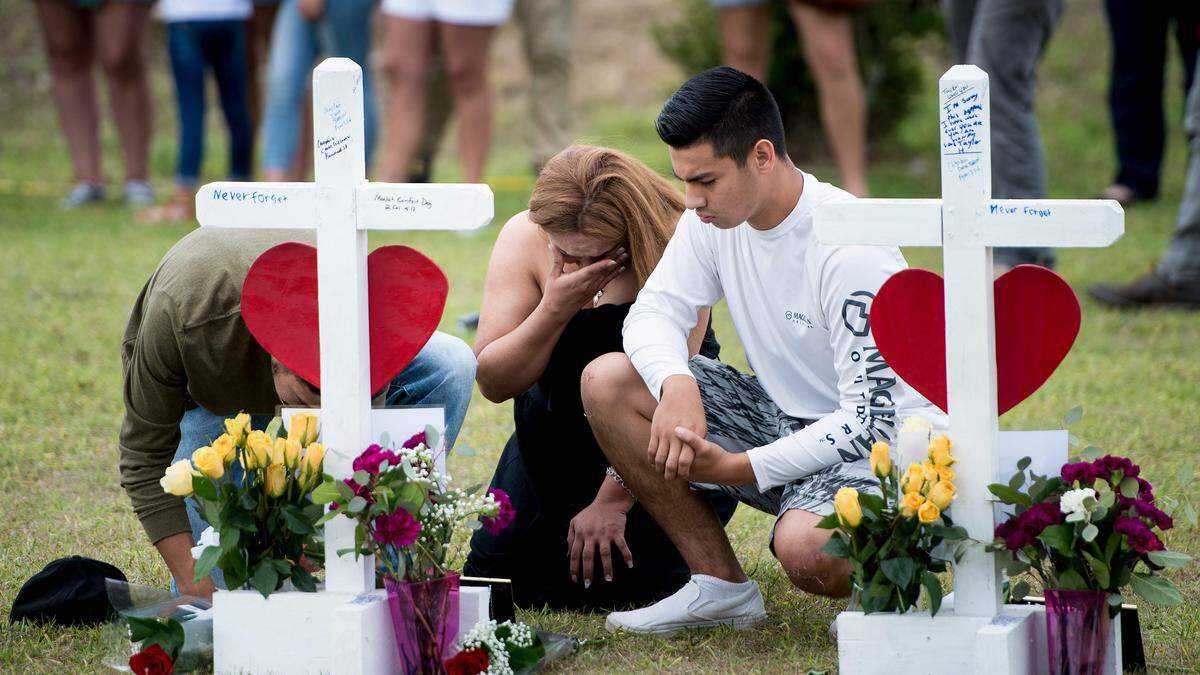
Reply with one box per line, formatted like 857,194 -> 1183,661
1045,588 -> 1110,675
383,573 -> 461,675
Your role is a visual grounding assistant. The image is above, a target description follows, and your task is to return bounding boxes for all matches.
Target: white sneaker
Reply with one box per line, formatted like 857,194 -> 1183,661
605,575 -> 766,636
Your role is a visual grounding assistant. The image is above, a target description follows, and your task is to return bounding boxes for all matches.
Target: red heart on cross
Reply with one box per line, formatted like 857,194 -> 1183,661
869,264 -> 1080,415
240,242 -> 448,394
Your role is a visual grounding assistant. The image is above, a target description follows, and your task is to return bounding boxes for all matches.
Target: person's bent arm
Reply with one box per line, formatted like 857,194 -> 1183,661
475,213 -> 626,402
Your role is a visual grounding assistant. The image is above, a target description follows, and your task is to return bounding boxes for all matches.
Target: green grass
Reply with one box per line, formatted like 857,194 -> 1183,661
2,2 -> 1199,672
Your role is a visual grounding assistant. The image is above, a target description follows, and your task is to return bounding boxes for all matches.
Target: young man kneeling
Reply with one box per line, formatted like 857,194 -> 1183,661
581,67 -> 943,634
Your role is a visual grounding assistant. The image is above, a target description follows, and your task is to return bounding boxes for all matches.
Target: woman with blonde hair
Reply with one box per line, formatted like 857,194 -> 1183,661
465,145 -> 735,610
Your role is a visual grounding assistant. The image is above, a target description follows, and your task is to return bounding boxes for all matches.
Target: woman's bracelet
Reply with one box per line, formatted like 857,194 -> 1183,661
605,466 -> 636,501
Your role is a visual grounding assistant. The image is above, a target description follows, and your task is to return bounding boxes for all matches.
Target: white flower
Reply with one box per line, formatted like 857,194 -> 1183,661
1060,488 -> 1097,517
190,526 -> 220,560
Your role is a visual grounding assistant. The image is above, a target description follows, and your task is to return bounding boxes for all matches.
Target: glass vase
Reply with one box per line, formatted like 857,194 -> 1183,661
1045,588 -> 1110,675
383,572 -> 461,675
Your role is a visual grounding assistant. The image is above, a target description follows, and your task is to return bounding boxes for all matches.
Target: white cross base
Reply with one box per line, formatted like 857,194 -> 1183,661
816,66 -> 1123,674
196,58 -> 494,674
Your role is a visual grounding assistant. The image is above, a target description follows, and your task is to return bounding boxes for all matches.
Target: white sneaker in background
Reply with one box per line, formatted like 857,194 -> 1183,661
123,179 -> 156,206
605,575 -> 767,636
60,182 -> 106,209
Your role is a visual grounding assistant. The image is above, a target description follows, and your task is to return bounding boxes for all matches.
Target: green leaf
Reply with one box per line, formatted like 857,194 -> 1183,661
1119,477 -> 1140,499
395,482 -> 426,514
1008,471 -> 1026,491
1057,569 -> 1088,590
988,484 -> 1032,507
310,478 -> 341,505
1016,456 -> 1032,472
347,496 -> 367,513
219,527 -> 240,554
1185,502 -> 1198,527
921,572 -> 943,616
271,559 -> 291,576
424,424 -> 441,451
1084,552 -> 1110,587
1039,525 -> 1076,556
880,557 -> 915,589
1010,580 -> 1031,603
1176,461 -> 1195,486
127,616 -> 167,642
353,470 -> 371,486
1107,593 -> 1124,607
251,560 -> 280,598
1081,524 -> 1098,542
1063,406 -> 1083,427
820,535 -> 850,558
816,512 -> 841,529
454,443 -> 476,457
265,416 -> 283,440
191,475 -> 218,501
191,545 -> 222,583
281,507 -> 315,534
335,480 -> 356,501
1129,572 -> 1183,606
1081,446 -> 1105,460
1147,550 -> 1192,569
291,566 -> 317,592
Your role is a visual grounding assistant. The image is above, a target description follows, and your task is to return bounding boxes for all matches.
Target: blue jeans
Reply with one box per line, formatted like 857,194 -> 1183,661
261,0 -> 378,173
167,20 -> 253,187
171,331 -> 475,591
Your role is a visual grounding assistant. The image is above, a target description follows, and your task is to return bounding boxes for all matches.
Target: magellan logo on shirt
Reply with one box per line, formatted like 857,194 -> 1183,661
841,290 -> 875,337
785,310 -> 814,328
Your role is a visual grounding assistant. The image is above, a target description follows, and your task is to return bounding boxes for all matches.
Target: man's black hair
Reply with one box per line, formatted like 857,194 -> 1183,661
655,66 -> 788,164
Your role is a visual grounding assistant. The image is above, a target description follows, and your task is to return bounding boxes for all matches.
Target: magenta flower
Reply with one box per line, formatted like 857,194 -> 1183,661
402,431 -> 427,449
482,488 -> 516,535
1060,461 -> 1098,486
343,477 -> 374,503
353,444 -> 400,475
994,502 -> 1065,551
1115,516 -> 1165,554
1134,499 -> 1173,531
372,509 -> 422,548
1094,455 -> 1140,481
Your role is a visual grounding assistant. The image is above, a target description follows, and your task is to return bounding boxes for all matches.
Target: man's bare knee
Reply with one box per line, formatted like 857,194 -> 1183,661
774,512 -> 851,598
580,352 -> 640,415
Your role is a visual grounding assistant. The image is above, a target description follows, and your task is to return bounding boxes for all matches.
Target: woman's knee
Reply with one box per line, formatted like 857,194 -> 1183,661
98,36 -> 147,81
580,352 -> 639,413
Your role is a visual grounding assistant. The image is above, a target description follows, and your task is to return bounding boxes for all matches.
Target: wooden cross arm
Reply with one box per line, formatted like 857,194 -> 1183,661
970,199 -> 1124,247
355,183 -> 494,231
196,182 -> 318,229
813,199 -> 942,246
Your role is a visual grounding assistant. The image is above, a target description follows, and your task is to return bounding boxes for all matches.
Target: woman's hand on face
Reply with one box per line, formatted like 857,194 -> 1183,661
540,244 -> 628,320
567,497 -> 633,588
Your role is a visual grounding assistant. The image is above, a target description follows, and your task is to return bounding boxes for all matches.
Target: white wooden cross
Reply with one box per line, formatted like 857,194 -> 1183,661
814,65 -> 1123,621
195,58 -> 493,597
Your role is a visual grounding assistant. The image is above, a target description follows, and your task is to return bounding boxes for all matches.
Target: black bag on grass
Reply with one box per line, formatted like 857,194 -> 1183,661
9,555 -> 127,626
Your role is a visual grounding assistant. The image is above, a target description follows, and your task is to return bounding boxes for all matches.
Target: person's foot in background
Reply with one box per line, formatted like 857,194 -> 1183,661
137,185 -> 196,224
123,179 -> 156,207
60,182 -> 106,209
1087,269 -> 1200,310
1098,182 -> 1151,207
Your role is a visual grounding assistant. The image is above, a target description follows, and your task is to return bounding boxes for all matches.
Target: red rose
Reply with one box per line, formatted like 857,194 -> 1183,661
129,644 -> 174,675
445,647 -> 489,675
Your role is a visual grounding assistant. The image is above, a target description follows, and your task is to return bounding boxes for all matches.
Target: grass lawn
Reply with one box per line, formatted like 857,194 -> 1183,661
1,1 -> 1198,672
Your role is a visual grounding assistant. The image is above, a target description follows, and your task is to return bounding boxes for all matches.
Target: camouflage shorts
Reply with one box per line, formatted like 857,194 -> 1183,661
687,355 -> 878,524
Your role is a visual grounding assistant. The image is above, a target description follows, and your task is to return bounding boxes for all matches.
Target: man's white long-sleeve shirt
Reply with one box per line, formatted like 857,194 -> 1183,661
623,172 -> 945,491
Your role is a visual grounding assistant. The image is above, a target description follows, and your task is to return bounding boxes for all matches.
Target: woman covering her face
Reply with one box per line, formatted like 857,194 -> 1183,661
465,145 -> 735,611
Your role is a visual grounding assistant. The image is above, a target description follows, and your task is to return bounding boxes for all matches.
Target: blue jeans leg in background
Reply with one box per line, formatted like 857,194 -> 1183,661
261,0 -> 318,173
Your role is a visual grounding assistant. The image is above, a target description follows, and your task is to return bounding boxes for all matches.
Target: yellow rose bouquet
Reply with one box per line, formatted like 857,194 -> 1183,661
816,418 -> 969,615
159,413 -> 328,597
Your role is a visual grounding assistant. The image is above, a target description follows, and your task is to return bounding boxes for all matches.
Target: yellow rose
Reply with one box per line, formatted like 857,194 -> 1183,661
212,433 -> 237,466
834,487 -> 863,528
928,434 -> 956,466
245,431 -> 271,469
160,460 -> 196,496
289,413 -> 319,446
927,480 -> 957,510
265,463 -> 287,498
224,412 -> 251,444
284,438 -> 302,469
920,460 -> 939,488
192,446 -> 225,480
869,441 -> 892,479
936,465 -> 956,484
900,492 -> 925,518
301,443 -> 325,488
918,500 -> 941,524
901,463 -> 925,495
270,437 -> 287,466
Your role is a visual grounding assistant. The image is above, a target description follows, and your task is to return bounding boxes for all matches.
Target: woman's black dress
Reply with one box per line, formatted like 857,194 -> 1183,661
463,302 -> 735,611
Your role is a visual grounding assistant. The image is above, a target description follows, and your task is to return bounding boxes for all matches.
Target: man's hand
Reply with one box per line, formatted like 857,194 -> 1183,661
673,427 -> 755,485
649,376 -> 706,480
567,496 -> 633,588
178,575 -> 216,601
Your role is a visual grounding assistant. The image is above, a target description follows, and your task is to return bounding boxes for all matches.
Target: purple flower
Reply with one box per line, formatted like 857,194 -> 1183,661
995,502 -> 1064,551
352,444 -> 400,475
1094,455 -> 1140,482
1134,499 -> 1173,531
482,488 -> 516,535
1137,477 -> 1155,502
1115,516 -> 1165,554
343,477 -> 374,503
372,509 -> 422,548
1061,461 -> 1098,486
402,432 -> 427,449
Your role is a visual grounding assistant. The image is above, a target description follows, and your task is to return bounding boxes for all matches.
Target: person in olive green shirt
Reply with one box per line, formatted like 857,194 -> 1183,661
120,227 -> 476,598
